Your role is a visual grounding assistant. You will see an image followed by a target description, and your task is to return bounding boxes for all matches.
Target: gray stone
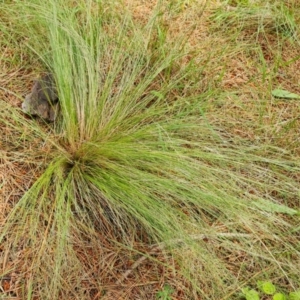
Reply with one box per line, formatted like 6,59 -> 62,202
22,73 -> 59,121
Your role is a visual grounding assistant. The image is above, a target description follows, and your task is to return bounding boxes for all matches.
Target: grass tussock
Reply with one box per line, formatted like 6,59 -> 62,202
0,0 -> 300,299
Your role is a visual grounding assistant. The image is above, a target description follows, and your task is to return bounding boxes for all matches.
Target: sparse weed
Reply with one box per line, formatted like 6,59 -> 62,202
156,285 -> 174,300
241,280 -> 300,300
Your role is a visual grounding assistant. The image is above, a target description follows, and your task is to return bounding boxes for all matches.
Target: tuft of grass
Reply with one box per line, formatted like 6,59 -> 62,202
0,0 -> 300,299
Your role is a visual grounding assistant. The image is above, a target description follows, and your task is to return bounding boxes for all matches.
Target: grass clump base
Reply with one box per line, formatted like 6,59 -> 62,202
0,0 -> 300,299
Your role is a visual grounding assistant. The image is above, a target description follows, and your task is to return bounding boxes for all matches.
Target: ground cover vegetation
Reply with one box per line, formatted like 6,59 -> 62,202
0,0 -> 300,299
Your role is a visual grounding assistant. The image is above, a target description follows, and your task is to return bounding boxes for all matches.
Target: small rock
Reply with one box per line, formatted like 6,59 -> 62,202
22,73 -> 59,121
